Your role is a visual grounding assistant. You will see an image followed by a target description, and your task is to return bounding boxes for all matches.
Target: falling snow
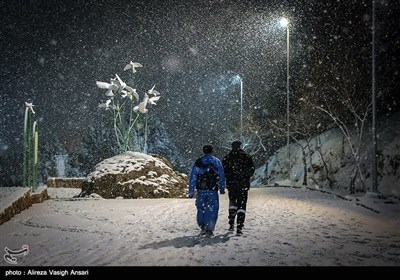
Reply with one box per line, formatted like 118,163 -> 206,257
0,2 -> 399,267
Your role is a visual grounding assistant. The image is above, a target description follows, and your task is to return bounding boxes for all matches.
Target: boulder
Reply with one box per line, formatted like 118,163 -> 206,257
85,152 -> 188,199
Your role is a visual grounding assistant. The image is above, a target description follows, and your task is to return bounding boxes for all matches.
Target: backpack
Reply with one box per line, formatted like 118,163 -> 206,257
195,159 -> 219,191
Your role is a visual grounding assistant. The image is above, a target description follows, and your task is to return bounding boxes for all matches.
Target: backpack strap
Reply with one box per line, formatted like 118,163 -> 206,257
195,158 -> 204,169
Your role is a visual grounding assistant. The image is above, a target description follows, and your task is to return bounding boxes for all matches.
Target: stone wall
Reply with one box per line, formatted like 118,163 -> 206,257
0,186 -> 48,225
47,177 -> 87,188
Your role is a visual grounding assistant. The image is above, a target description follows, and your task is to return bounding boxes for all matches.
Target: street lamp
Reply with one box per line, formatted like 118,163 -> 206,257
371,0 -> 378,192
232,74 -> 243,141
280,17 -> 290,171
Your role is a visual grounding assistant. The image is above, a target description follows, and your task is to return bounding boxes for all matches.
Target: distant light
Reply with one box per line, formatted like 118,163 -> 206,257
280,18 -> 289,28
231,74 -> 242,84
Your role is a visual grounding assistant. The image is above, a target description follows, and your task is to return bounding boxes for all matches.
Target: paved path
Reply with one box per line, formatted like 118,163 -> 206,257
1,187 -> 399,266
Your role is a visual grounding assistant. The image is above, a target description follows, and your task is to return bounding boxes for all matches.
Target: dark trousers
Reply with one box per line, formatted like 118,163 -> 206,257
227,188 -> 248,229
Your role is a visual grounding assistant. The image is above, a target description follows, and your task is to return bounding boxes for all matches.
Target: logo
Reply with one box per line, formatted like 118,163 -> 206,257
4,245 -> 29,265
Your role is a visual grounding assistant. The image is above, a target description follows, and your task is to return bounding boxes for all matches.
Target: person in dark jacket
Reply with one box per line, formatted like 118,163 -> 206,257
222,140 -> 255,235
188,144 -> 225,237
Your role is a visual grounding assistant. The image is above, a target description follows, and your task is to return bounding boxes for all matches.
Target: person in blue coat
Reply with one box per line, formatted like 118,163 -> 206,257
188,144 -> 225,237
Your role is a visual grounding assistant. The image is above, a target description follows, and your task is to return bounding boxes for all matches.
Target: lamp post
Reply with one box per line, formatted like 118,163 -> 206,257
371,0 -> 378,192
280,17 -> 290,171
232,74 -> 243,141
240,76 -> 243,142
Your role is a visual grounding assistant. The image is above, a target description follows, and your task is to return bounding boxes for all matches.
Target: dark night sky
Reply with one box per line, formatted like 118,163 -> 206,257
1,0 -> 399,183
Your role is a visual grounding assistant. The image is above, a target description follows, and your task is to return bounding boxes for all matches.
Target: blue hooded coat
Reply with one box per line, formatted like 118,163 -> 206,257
188,154 -> 225,232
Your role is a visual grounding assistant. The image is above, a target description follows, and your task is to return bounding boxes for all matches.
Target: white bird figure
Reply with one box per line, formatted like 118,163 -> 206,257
133,103 -> 148,114
109,77 -> 118,86
99,99 -> 112,109
25,101 -> 35,114
96,81 -> 118,97
133,93 -> 149,113
123,86 -> 139,101
148,85 -> 160,96
106,91 -> 115,97
124,61 -> 143,73
114,74 -> 126,89
96,81 -> 115,89
112,74 -> 128,95
121,90 -> 129,99
148,96 -> 160,105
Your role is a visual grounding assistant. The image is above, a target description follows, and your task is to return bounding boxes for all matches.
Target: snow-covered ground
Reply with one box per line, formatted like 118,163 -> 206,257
1,187 -> 399,266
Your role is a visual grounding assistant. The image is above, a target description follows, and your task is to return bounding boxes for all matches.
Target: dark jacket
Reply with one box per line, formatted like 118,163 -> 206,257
222,148 -> 255,190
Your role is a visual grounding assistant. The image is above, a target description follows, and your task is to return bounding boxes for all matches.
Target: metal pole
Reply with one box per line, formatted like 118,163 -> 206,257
240,78 -> 243,142
372,0 -> 378,192
286,24 -> 290,171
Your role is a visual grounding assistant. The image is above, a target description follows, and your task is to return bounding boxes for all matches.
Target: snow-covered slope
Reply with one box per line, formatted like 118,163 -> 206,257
254,112 -> 400,197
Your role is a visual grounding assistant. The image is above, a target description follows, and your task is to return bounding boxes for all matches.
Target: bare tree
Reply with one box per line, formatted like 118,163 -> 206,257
267,117 -> 334,187
216,115 -> 268,166
302,86 -> 371,194
242,116 -> 268,157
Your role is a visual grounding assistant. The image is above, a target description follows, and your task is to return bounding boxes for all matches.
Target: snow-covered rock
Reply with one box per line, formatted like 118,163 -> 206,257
85,152 -> 188,199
